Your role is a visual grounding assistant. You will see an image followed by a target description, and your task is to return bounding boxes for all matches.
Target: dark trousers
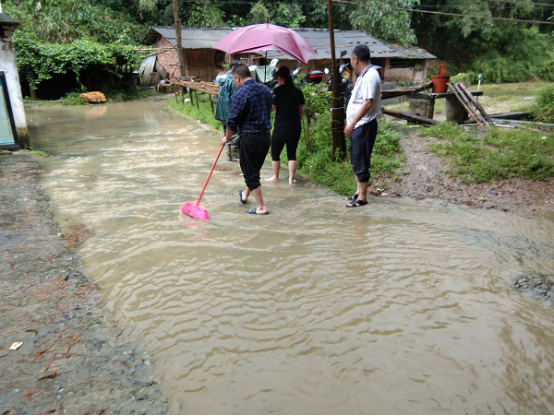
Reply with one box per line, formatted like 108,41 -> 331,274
239,133 -> 270,190
349,119 -> 378,183
271,125 -> 301,161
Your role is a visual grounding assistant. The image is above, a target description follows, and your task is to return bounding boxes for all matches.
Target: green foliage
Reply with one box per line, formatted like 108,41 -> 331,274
13,32 -> 144,89
350,0 -> 418,45
529,86 -> 554,123
414,0 -> 554,83
60,92 -> 84,106
3,0 -> 147,44
469,27 -> 554,83
4,0 -> 149,96
450,73 -> 473,86
248,1 -> 306,27
168,94 -> 222,131
420,123 -> 554,183
187,1 -> 225,28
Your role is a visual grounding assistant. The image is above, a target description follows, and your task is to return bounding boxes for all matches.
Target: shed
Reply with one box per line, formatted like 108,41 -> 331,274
143,27 -> 231,83
143,26 -> 435,84
264,29 -> 436,83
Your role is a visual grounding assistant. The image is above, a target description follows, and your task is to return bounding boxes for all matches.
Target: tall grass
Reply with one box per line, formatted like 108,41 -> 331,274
168,93 -> 222,131
420,123 -> 554,183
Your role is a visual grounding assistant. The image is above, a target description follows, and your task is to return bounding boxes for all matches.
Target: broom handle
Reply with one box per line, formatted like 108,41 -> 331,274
195,143 -> 226,206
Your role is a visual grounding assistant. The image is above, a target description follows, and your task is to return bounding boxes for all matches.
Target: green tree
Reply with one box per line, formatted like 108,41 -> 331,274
248,1 -> 306,27
412,0 -> 554,81
349,0 -> 419,45
186,1 -> 225,27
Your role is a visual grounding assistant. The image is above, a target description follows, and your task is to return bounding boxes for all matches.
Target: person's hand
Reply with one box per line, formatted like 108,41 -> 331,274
344,122 -> 355,136
221,136 -> 228,146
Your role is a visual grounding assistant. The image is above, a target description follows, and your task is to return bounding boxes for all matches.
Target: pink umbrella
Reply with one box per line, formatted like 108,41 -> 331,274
213,23 -> 316,64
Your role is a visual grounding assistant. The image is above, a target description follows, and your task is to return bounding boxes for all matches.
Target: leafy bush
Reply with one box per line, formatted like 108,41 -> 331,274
529,86 -> 554,123
450,73 -> 474,86
469,27 -> 554,83
60,92 -> 84,106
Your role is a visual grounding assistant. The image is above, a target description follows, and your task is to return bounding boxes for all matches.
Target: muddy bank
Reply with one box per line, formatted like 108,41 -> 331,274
370,132 -> 554,219
0,151 -> 168,415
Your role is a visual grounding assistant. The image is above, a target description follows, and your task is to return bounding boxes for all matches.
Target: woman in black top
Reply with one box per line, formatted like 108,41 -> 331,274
265,66 -> 305,185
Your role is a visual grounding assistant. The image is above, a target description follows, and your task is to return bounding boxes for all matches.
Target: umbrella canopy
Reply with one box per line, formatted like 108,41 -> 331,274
213,23 -> 316,64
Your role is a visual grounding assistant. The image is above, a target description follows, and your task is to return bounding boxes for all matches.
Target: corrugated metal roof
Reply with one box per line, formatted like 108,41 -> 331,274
0,13 -> 19,26
152,27 -> 234,49
149,26 -> 435,60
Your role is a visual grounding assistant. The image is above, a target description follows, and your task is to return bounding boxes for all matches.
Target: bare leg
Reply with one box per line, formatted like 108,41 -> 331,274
346,181 -> 368,207
288,160 -> 297,185
265,161 -> 280,182
250,187 -> 269,214
359,181 -> 368,201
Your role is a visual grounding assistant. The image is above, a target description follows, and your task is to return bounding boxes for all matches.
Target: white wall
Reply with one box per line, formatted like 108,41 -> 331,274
0,22 -> 28,140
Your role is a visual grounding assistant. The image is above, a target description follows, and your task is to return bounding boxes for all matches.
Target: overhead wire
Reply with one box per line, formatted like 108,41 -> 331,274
333,0 -> 554,25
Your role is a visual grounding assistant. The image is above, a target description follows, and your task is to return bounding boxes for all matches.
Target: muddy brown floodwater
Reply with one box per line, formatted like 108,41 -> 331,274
2,98 -> 553,414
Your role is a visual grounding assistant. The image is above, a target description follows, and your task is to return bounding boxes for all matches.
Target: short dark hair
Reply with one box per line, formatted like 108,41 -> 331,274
232,64 -> 251,79
229,60 -> 241,70
352,44 -> 371,63
275,66 -> 292,84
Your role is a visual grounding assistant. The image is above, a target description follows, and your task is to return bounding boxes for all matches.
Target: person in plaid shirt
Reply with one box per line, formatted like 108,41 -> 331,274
222,64 -> 273,215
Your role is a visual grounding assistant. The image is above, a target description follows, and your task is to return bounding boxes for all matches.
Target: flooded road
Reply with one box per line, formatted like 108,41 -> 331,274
28,100 -> 554,414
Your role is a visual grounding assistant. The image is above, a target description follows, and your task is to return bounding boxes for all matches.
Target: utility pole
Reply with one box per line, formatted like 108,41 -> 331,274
172,0 -> 185,79
327,0 -> 346,159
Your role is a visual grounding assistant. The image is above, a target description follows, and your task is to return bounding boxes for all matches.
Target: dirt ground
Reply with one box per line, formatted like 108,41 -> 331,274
0,151 -> 168,415
369,131 -> 554,219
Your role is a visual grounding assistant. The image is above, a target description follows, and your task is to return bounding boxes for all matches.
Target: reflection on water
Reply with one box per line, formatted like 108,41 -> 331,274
28,101 -> 554,414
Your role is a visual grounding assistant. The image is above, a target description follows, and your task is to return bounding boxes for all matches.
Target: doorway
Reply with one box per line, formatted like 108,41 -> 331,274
0,72 -> 18,149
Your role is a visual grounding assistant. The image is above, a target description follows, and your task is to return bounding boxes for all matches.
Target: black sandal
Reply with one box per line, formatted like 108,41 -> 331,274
346,199 -> 368,208
344,193 -> 358,201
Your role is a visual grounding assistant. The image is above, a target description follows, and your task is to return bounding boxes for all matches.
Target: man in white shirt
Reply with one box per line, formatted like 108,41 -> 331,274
344,44 -> 382,208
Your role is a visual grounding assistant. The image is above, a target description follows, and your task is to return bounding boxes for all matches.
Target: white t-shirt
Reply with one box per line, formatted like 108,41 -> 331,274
346,65 -> 382,129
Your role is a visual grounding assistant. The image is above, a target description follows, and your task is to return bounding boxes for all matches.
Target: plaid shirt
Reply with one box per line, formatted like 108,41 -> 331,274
227,79 -> 272,135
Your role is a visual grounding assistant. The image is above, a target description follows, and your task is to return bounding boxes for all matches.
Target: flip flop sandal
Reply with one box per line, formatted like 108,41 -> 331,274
239,190 -> 247,204
344,193 -> 359,201
346,199 -> 368,208
247,208 -> 270,215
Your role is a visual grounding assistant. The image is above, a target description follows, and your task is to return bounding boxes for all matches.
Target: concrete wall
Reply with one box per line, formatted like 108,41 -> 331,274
0,22 -> 28,147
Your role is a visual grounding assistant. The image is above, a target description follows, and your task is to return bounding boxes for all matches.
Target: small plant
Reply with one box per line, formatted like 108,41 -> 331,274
29,149 -> 47,157
529,86 -> 554,123
450,72 -> 474,86
60,92 -> 84,106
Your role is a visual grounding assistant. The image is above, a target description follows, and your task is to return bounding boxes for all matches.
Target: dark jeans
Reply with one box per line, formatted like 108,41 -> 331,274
239,133 -> 270,190
271,125 -> 301,161
349,119 -> 378,183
